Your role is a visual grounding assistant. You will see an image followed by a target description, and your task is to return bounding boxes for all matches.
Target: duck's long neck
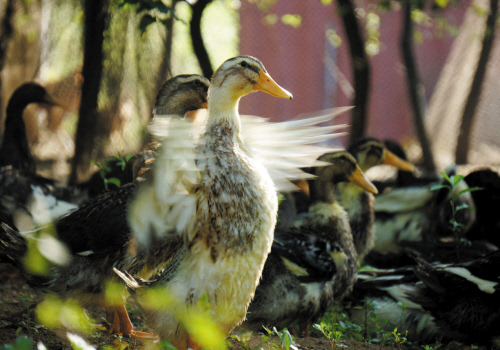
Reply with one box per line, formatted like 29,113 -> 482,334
0,103 -> 35,172
308,176 -> 337,204
206,87 -> 242,138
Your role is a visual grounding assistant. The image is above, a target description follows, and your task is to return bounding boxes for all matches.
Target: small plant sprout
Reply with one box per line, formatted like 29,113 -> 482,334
391,328 -> 408,350
90,153 -> 133,190
313,322 -> 344,349
431,171 -> 482,260
260,326 -> 299,350
18,293 -> 35,337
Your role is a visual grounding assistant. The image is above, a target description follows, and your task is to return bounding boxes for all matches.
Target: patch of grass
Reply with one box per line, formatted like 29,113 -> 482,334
17,293 -> 36,338
0,336 -> 34,350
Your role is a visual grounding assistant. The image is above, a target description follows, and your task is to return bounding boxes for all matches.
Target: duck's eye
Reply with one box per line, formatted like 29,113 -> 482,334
240,61 -> 249,68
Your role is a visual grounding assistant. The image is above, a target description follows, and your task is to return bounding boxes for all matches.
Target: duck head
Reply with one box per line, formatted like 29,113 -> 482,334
348,137 -> 416,173
309,151 -> 378,203
6,82 -> 59,119
208,56 -> 292,117
154,74 -> 210,117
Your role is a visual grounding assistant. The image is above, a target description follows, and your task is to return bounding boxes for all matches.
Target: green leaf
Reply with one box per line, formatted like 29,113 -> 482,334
281,14 -> 302,28
435,0 -> 449,8
280,330 -> 292,350
440,171 -> 451,184
458,187 -> 483,195
106,178 -> 121,188
159,341 -> 178,350
139,14 -> 156,34
452,174 -> 464,185
260,335 -> 270,343
455,203 -> 470,212
430,184 -> 448,191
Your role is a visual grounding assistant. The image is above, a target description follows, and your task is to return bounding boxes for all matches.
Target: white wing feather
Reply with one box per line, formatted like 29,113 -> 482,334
128,115 -> 203,247
240,107 -> 351,192
129,107 -> 351,246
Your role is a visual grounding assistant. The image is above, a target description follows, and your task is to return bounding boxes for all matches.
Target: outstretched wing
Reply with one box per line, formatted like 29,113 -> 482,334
241,107 -> 351,192
128,113 -> 204,247
129,107 -> 350,246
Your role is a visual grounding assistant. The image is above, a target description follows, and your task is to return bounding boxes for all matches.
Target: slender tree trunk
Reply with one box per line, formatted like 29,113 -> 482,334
155,0 -> 179,93
70,0 -> 110,184
401,0 -> 435,171
336,0 -> 371,144
190,0 -> 213,79
455,0 -> 498,164
0,0 -> 15,129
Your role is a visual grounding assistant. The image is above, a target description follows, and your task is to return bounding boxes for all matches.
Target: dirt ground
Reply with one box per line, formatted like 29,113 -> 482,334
0,264 -> 479,350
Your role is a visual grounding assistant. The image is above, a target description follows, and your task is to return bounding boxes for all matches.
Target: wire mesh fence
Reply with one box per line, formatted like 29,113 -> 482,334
0,0 -> 498,183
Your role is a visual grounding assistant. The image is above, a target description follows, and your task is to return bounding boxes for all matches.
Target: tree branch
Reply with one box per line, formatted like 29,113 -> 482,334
336,0 -> 371,144
190,0 -> 213,79
70,0 -> 110,184
401,0 -> 435,171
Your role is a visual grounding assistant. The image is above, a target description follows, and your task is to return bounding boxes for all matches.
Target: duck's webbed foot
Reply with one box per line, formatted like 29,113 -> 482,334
106,304 -> 158,340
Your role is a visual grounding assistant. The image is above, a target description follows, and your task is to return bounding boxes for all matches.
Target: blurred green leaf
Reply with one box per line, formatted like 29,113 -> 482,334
0,336 -> 34,350
458,187 -> 483,195
430,184 -> 448,191
440,171 -> 451,184
281,14 -> 302,28
435,0 -> 449,8
106,177 -> 122,188
455,203 -> 470,212
280,330 -> 292,350
452,174 -> 464,185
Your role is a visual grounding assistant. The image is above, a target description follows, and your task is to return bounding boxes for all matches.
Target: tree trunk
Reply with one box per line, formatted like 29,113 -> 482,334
401,0 -> 435,171
190,0 -> 213,79
0,0 -> 15,128
455,0 -> 498,164
155,0 -> 179,93
70,0 -> 110,184
336,0 -> 371,144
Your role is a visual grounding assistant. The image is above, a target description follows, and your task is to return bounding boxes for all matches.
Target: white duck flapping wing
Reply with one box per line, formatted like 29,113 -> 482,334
128,114 -> 204,247
129,107 -> 351,246
240,107 -> 351,192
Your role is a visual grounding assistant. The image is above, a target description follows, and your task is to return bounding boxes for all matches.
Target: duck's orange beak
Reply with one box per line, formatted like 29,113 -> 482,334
384,150 -> 416,172
200,102 -> 208,109
253,70 -> 293,100
348,165 -> 379,194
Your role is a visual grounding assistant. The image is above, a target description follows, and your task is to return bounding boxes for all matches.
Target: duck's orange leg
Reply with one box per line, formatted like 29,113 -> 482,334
106,304 -> 158,340
187,335 -> 203,350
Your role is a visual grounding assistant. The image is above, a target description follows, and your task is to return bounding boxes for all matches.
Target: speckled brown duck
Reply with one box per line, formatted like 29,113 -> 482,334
241,151 -> 378,336
335,137 -> 416,261
114,56 -> 348,349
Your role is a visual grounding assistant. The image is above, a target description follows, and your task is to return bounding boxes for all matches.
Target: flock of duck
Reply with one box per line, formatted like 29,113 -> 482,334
0,56 -> 499,349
